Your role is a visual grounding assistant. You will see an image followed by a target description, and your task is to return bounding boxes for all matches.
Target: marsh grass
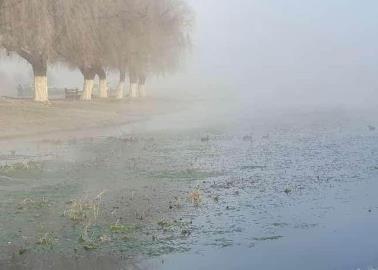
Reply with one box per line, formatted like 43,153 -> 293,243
188,188 -> 202,206
0,161 -> 43,178
110,220 -> 137,234
36,232 -> 56,247
64,192 -> 109,250
64,191 -> 105,223
17,197 -> 51,210
79,225 -> 99,250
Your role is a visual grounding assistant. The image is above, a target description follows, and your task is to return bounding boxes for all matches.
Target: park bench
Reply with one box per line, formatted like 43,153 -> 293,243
64,88 -> 81,100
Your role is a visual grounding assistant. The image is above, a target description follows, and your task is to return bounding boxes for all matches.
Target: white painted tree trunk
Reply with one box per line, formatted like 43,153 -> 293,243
116,81 -> 125,99
99,79 -> 108,98
34,76 -> 48,102
129,83 -> 139,98
81,79 -> 94,101
138,83 -> 146,97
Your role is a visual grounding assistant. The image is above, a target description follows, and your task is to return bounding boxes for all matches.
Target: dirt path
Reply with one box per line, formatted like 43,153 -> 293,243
0,97 -> 185,142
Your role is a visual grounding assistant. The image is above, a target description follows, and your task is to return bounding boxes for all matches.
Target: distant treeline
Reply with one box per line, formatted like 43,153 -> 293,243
0,0 -> 193,101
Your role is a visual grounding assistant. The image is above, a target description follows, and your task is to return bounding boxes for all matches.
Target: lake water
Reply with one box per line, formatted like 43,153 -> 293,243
0,98 -> 377,270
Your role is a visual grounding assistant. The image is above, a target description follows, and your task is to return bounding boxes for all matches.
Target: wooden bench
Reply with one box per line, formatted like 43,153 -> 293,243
64,88 -> 81,100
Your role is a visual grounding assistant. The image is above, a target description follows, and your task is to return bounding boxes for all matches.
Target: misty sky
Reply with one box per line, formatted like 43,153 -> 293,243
1,0 -> 378,106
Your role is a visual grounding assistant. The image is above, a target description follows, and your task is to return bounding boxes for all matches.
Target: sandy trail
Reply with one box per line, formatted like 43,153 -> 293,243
0,97 -> 186,143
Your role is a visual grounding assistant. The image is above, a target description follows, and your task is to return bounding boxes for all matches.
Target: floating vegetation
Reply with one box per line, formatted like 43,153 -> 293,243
201,136 -> 210,142
213,238 -> 233,248
0,161 -> 43,178
152,169 -> 223,181
241,165 -> 266,171
272,222 -> 288,227
157,220 -> 174,229
18,248 -> 27,255
284,188 -> 292,194
253,236 -> 283,241
368,125 -> 376,131
110,220 -> 137,234
157,219 -> 192,236
213,195 -> 219,203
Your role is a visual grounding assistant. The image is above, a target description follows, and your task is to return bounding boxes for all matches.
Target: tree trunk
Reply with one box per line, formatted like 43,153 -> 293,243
16,50 -> 48,102
129,68 -> 138,98
116,69 -> 126,99
138,74 -> 147,98
30,56 -> 48,102
96,67 -> 108,98
33,73 -> 48,102
80,68 -> 96,101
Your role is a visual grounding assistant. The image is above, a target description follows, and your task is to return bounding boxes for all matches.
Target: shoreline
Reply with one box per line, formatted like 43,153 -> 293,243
0,97 -> 186,143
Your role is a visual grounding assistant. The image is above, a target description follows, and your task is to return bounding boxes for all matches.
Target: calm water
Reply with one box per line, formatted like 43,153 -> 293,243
0,99 -> 378,270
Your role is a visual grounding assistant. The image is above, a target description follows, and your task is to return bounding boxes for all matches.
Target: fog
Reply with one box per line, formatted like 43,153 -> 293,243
2,2 -> 378,269
1,0 -> 378,108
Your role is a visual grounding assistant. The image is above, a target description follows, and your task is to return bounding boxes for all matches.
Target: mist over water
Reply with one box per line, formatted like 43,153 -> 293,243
0,1 -> 378,270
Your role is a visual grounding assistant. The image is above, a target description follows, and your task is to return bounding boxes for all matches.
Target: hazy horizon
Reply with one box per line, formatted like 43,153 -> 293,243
1,0 -> 378,107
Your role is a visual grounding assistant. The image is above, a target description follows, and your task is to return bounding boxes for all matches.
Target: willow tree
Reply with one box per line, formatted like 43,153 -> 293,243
0,0 -> 56,102
107,0 -> 146,99
107,0 -> 135,99
149,0 -> 192,88
90,0 -> 119,99
53,0 -> 95,100
54,0 -> 126,100
126,0 -> 192,98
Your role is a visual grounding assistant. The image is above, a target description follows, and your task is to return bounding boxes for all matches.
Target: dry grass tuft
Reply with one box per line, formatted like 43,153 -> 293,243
36,232 -> 56,247
64,191 -> 105,223
188,188 -> 202,205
